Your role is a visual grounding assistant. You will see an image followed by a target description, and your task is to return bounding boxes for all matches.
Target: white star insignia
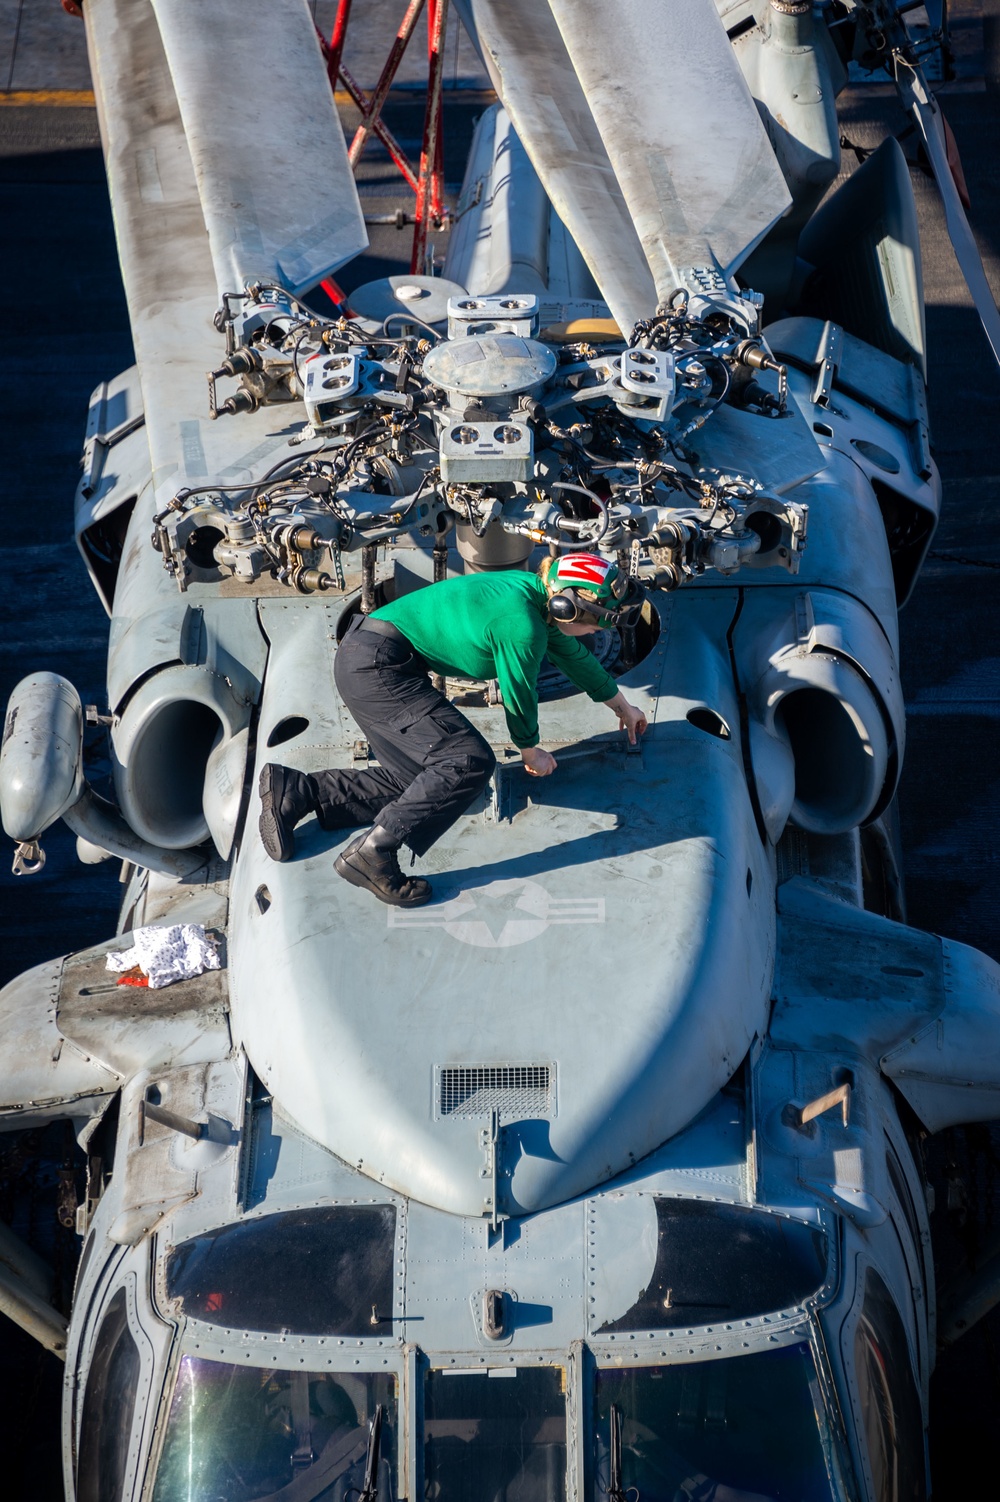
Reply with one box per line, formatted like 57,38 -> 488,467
387,878 -> 605,948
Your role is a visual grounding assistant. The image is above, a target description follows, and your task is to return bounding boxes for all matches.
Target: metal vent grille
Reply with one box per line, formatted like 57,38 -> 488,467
437,1064 -> 553,1119
776,827 -> 809,885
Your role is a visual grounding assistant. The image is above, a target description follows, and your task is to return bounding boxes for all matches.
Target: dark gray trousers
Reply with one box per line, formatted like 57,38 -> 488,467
316,617 -> 496,857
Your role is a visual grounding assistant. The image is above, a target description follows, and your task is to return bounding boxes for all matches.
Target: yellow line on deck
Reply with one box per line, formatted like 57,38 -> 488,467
0,89 -> 96,106
0,88 -> 366,107
0,88 -> 363,107
0,88 -> 354,108
0,86 -> 494,108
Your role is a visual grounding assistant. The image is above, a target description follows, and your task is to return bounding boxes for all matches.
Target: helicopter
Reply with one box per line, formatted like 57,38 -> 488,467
1,1 -> 1000,1499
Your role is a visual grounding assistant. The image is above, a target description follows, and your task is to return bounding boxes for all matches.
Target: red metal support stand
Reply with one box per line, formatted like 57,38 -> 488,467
316,0 -> 450,278
325,0 -> 353,83
411,0 -> 449,272
348,0 -> 425,169
317,23 -> 420,195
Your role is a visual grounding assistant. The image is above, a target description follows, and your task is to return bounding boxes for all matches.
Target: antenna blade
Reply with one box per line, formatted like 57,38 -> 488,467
896,60 -> 1000,370
149,0 -> 367,300
456,0 -> 657,331
547,0 -> 791,303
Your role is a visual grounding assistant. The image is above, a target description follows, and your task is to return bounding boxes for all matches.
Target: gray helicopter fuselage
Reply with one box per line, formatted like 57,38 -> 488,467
61,903 -> 945,1502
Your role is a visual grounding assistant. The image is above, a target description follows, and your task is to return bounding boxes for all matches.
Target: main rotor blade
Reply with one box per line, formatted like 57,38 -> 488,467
149,0 -> 367,301
895,57 -> 1000,370
548,0 -> 791,305
85,0 -> 301,496
455,0 -> 657,331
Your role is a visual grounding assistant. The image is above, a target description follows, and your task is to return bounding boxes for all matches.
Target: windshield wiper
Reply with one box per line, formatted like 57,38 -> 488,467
607,1403 -> 631,1502
358,1404 -> 385,1502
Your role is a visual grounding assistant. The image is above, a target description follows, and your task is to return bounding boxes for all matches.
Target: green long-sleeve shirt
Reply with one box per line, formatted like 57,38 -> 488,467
373,571 -> 618,748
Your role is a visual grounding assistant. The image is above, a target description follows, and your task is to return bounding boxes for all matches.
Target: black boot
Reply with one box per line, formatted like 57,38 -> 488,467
258,764 -> 317,862
335,826 -> 432,907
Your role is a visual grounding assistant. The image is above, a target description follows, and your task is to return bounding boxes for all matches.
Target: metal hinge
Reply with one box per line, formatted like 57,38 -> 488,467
811,321 -> 842,409
479,1109 -> 502,1230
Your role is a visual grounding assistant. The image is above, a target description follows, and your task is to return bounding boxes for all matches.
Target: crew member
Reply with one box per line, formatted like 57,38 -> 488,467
258,553 -> 648,907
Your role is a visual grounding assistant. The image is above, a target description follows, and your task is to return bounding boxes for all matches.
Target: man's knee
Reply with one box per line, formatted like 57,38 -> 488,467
468,739 -> 496,782
405,707 -> 494,778
430,737 -> 494,800
453,733 -> 495,794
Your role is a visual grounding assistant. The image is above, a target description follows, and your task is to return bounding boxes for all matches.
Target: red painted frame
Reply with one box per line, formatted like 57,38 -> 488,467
315,0 -> 450,277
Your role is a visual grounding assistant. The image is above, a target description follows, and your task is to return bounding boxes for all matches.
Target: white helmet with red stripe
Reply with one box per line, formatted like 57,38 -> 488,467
547,552 -> 623,604
545,553 -> 644,626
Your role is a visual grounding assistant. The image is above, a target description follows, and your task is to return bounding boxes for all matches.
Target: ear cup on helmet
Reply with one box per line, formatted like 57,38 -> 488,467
548,592 -> 578,621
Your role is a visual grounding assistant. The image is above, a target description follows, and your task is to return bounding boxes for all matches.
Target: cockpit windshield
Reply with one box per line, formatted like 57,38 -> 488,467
591,1344 -> 836,1502
424,1366 -> 566,1502
165,1206 -> 397,1337
151,1358 -> 397,1502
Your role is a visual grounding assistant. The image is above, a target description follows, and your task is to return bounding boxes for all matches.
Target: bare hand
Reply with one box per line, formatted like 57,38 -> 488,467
521,745 -> 558,777
617,701 -> 648,745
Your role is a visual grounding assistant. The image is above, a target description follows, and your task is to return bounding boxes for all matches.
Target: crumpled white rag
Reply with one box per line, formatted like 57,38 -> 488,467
106,923 -> 221,989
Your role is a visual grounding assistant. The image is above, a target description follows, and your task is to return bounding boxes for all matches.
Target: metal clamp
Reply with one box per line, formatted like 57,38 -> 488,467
12,840 -> 45,876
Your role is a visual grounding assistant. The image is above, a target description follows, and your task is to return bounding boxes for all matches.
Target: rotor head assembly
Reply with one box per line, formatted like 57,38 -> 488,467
170,273 -> 809,599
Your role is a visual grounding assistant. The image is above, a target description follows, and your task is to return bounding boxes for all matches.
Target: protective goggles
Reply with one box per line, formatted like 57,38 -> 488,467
548,579 -> 645,629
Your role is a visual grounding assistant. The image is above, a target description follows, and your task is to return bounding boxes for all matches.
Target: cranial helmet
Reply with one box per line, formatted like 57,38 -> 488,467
545,553 -> 644,627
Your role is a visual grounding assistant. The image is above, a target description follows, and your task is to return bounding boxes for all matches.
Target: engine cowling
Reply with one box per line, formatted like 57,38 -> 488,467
739,589 -> 903,837
111,664 -> 250,850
